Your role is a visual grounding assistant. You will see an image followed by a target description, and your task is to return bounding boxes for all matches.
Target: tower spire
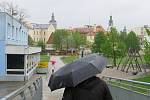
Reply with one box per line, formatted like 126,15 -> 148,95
107,15 -> 113,31
51,13 -> 55,21
49,13 -> 57,29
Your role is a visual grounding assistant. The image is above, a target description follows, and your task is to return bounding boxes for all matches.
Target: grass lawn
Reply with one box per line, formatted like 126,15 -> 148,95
134,74 -> 150,82
61,55 -> 78,64
40,54 -> 50,62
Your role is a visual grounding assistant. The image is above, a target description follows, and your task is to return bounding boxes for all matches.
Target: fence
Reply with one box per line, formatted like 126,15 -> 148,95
102,76 -> 150,100
1,77 -> 42,100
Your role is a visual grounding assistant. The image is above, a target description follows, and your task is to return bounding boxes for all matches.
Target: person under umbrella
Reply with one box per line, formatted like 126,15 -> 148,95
62,76 -> 113,100
50,60 -> 56,74
48,54 -> 113,100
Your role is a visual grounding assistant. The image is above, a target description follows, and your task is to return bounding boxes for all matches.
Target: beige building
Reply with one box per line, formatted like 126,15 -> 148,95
29,13 -> 56,43
71,25 -> 105,44
29,24 -> 55,43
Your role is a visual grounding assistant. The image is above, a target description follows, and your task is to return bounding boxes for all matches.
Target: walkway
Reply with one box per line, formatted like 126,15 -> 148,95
42,56 -> 65,100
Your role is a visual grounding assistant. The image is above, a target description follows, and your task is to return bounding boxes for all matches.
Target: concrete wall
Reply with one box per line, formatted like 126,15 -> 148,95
0,12 -> 6,40
1,77 -> 42,100
0,12 -> 6,76
108,85 -> 150,100
0,41 -> 6,76
6,45 -> 41,54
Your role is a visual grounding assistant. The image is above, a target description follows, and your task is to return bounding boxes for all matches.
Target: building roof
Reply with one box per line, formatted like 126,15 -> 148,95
73,27 -> 93,34
95,25 -> 105,32
31,23 -> 49,29
47,32 -> 54,44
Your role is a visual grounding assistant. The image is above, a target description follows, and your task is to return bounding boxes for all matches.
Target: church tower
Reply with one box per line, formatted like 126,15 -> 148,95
49,13 -> 57,29
107,16 -> 113,31
123,26 -> 127,33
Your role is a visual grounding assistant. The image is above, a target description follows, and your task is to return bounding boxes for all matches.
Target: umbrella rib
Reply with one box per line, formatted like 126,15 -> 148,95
89,62 -> 101,73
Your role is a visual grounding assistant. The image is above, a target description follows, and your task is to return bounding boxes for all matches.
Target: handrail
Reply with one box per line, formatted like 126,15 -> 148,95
102,76 -> 150,85
102,76 -> 150,96
1,76 -> 42,100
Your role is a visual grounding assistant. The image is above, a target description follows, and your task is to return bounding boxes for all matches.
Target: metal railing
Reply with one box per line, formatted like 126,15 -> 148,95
102,76 -> 150,96
1,76 -> 42,100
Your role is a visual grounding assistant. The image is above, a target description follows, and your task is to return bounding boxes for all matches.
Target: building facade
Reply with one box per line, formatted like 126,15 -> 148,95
130,25 -> 150,47
0,12 -> 41,81
29,24 -> 55,43
71,25 -> 105,44
29,13 -> 56,44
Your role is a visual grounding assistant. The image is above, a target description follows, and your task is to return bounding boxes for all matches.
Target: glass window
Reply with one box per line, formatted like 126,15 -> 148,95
7,23 -> 11,39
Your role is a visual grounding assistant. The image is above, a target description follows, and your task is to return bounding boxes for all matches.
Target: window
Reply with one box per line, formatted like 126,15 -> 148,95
34,31 -> 35,35
44,32 -> 45,35
19,27 -> 21,41
16,28 -> 18,39
12,26 -> 14,39
7,23 -> 11,39
37,31 -> 38,35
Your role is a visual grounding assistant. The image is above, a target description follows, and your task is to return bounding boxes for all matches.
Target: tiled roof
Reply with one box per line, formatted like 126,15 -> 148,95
74,28 -> 93,34
31,23 -> 49,29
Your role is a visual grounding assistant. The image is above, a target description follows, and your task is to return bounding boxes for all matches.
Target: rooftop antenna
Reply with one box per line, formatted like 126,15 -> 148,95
89,16 -> 91,28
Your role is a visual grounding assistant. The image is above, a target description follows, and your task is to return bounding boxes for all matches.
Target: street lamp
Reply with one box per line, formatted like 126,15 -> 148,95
80,46 -> 84,58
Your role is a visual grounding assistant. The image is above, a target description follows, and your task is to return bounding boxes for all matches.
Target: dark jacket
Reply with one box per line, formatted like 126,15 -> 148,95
62,76 -> 113,100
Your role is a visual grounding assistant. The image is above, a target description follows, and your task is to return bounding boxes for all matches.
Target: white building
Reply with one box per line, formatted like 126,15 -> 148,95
130,25 -> 150,46
0,12 -> 41,81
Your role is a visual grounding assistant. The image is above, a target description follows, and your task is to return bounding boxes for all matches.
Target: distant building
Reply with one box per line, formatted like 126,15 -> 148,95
0,12 -> 41,81
71,25 -> 105,44
29,13 -> 56,44
130,25 -> 150,47
29,23 -> 55,43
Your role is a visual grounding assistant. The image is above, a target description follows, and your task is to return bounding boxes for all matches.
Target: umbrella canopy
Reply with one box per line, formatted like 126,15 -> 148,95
48,54 -> 107,91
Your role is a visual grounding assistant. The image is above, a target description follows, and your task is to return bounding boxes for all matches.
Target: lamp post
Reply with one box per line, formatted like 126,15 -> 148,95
80,46 -> 84,58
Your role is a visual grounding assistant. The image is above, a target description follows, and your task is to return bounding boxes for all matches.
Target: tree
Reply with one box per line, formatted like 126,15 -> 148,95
108,27 -> 120,66
28,35 -> 34,45
37,40 -> 45,52
72,31 -> 86,49
144,28 -> 150,66
92,32 -> 107,53
53,29 -> 69,51
145,28 -> 150,36
126,31 -> 140,51
119,31 -> 127,43
0,1 -> 29,24
144,41 -> 150,66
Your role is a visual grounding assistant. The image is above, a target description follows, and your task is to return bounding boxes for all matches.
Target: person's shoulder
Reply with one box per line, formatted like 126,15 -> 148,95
94,77 -> 107,86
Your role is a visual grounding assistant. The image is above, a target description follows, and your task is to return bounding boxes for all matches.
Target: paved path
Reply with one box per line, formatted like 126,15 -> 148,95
42,56 -> 65,100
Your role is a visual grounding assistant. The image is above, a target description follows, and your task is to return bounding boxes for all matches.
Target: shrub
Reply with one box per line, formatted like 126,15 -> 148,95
37,62 -> 48,68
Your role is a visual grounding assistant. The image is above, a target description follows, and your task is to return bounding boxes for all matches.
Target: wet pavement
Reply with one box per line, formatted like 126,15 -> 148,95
42,56 -> 65,100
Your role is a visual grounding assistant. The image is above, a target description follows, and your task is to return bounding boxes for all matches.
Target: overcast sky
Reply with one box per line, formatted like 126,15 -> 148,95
1,0 -> 150,30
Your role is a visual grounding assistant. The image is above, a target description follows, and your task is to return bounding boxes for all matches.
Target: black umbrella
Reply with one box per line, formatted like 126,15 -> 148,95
48,54 -> 107,91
